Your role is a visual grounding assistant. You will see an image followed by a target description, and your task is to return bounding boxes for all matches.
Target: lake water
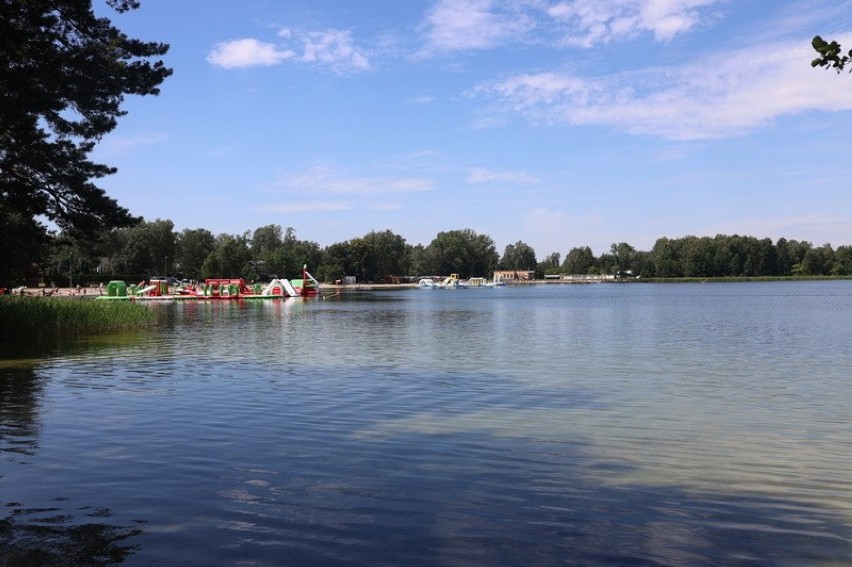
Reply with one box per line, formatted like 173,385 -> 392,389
2,281 -> 852,565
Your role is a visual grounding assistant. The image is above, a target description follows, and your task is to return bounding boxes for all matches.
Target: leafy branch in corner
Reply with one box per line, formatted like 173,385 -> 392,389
811,35 -> 852,73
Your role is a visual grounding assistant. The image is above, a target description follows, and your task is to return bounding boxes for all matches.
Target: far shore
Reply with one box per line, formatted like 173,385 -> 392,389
7,274 -> 850,299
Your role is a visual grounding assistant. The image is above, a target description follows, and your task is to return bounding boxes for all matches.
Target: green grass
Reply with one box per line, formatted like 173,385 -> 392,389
0,296 -> 155,343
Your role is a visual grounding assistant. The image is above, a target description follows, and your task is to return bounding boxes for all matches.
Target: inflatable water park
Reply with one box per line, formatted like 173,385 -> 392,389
96,266 -> 320,301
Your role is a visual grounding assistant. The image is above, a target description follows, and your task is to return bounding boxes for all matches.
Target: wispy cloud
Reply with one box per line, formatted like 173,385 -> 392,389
523,206 -> 566,226
276,162 -> 434,196
208,29 -> 369,73
467,167 -> 540,184
715,215 -> 852,246
388,150 -> 450,173
208,1 -> 729,72
546,0 -> 727,46
407,95 -> 435,105
368,202 -> 404,211
296,29 -> 370,72
473,38 -> 852,140
421,0 -> 727,52
96,132 -> 170,156
250,201 -> 351,214
520,207 -> 572,252
423,0 -> 534,51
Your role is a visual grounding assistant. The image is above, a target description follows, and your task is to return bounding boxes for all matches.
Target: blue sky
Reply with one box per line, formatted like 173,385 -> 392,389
92,0 -> 852,258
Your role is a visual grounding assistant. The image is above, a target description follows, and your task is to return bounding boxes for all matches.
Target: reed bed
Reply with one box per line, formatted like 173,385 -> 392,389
0,296 -> 155,343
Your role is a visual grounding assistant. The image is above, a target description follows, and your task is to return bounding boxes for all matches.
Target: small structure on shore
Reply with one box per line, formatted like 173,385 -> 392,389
492,270 -> 535,282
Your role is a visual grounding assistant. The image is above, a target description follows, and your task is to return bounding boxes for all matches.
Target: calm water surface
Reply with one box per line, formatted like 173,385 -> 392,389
2,281 -> 852,565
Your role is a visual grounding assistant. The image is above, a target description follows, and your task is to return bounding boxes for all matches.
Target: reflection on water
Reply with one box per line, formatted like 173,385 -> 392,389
1,282 -> 852,564
0,364 -> 43,461
1,354 -> 148,564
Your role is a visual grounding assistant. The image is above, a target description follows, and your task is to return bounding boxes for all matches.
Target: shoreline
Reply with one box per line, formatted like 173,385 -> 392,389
8,275 -> 851,298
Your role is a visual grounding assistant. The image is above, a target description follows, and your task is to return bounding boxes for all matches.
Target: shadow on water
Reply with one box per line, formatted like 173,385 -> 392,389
189,362 -> 852,566
260,431 -> 852,566
1,343 -> 148,565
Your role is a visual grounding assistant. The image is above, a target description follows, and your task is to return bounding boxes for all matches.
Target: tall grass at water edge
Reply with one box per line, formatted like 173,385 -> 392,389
0,296 -> 155,343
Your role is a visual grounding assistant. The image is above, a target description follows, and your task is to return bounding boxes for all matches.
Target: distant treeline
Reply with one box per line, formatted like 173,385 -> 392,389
4,219 -> 851,286
565,235 -> 851,279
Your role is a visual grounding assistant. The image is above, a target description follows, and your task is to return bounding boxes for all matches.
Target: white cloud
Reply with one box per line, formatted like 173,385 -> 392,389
277,162 -> 434,196
423,0 -> 534,51
474,37 -> 852,140
467,167 -> 540,184
207,38 -> 294,68
208,29 -> 369,73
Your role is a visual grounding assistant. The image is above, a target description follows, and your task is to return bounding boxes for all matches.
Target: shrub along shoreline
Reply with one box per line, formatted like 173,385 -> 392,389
0,296 -> 155,343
